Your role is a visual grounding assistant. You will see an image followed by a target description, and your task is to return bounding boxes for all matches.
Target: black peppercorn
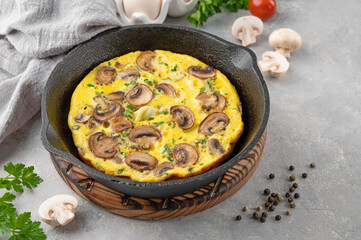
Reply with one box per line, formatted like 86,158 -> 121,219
310,162 -> 316,168
271,193 -> 276,198
290,202 -> 296,208
242,206 -> 248,212
292,183 -> 298,189
253,212 -> 260,219
235,215 -> 242,220
264,188 -> 271,195
294,193 -> 300,199
289,174 -> 296,181
269,205 -> 275,211
269,173 -> 275,179
288,197 -> 293,203
265,202 -> 270,208
289,165 -> 295,171
268,196 -> 275,203
273,200 -> 279,206
276,193 -> 281,198
262,212 -> 268,218
285,192 -> 290,198
260,217 -> 266,223
275,215 -> 281,221
289,187 -> 295,193
302,173 -> 308,178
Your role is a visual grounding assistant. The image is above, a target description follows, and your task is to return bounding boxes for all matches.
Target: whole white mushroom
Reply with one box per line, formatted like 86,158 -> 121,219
232,16 -> 264,47
39,194 -> 78,226
269,28 -> 302,58
258,51 -> 289,78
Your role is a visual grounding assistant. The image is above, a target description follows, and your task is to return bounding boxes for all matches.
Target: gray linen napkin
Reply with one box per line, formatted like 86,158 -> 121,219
0,0 -> 122,143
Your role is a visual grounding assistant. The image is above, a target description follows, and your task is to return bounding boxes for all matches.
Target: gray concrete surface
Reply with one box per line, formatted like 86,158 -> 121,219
1,0 -> 361,239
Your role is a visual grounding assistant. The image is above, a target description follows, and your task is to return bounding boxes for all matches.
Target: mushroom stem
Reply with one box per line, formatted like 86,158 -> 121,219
275,48 -> 291,58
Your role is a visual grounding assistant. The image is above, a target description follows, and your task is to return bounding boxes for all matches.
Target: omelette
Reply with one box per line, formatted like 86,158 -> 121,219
68,50 -> 244,182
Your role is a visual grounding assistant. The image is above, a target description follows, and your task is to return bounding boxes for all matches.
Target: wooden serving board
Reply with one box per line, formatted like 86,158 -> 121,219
50,130 -> 266,220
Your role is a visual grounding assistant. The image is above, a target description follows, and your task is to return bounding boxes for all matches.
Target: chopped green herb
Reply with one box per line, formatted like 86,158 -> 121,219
172,122 -> 176,128
233,107 -> 240,112
148,72 -> 155,75
181,98 -> 186,104
202,145 -> 206,148
153,90 -> 159,97
206,80 -> 212,89
200,87 -> 206,93
179,136 -> 183,140
127,105 -> 135,110
172,138 -> 176,145
101,129 -> 105,133
210,77 -> 217,81
159,110 -> 168,115
165,172 -> 169,175
225,93 -> 228,95
117,169 -> 124,174
125,80 -> 137,87
87,83 -> 95,88
96,103 -> 101,109
171,64 -> 178,72
96,161 -> 101,165
159,61 -> 169,66
122,132 -> 129,137
144,79 -> 153,86
162,144 -> 172,154
148,117 -> 154,121
153,80 -> 158,86
72,125 -> 80,130
199,163 -> 204,166
153,121 -> 164,127
166,156 -> 174,162
135,66 -> 140,71
214,91 -> 220,94
108,62 -> 111,66
188,167 -> 193,172
126,114 -> 133,119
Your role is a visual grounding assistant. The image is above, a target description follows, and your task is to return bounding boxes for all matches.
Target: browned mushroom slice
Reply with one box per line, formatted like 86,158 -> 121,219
196,93 -> 226,113
128,126 -> 161,149
187,66 -> 217,79
208,138 -> 226,155
170,105 -> 195,130
88,132 -> 118,159
155,83 -> 177,97
154,162 -> 174,176
93,96 -> 109,110
198,112 -> 230,135
110,116 -> 133,132
96,66 -> 116,85
136,51 -> 156,71
126,84 -> 154,107
173,143 -> 199,168
114,62 -> 122,69
75,113 -> 90,123
118,69 -> 139,82
125,152 -> 158,170
91,102 -> 124,123
106,91 -> 125,101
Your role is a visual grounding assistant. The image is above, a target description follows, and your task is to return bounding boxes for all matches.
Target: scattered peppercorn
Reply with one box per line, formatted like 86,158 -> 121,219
257,206 -> 262,211
269,205 -> 275,211
289,165 -> 295,171
253,212 -> 260,219
268,196 -> 275,203
260,217 -> 266,223
273,200 -> 279,206
264,188 -> 271,195
242,206 -> 248,212
294,193 -> 300,199
278,196 -> 284,202
269,173 -> 275,179
292,183 -> 299,189
262,212 -> 268,218
285,192 -> 290,198
290,202 -> 296,208
271,193 -> 276,198
310,162 -> 316,168
302,173 -> 308,178
235,215 -> 242,221
265,202 -> 271,208
286,210 -> 292,216
289,187 -> 295,193
275,215 -> 281,221
289,174 -> 296,181
288,197 -> 293,203
276,193 -> 281,198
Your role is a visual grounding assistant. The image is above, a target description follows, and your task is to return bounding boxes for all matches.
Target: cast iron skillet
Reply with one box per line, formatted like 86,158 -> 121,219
41,25 -> 269,198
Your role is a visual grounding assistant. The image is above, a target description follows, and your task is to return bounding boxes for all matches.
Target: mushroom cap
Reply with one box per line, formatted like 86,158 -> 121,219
136,50 -> 156,71
153,162 -> 174,176
125,152 -> 158,170
91,102 -> 124,123
173,143 -> 199,168
117,69 -> 139,82
187,66 -> 217,79
110,116 -> 133,132
208,138 -> 226,155
126,84 -> 154,107
155,83 -> 177,96
269,28 -> 302,57
170,105 -> 195,129
88,132 -> 118,159
198,112 -> 230,135
231,16 -> 264,47
128,125 -> 162,149
39,194 -> 78,226
96,66 -> 116,85
258,51 -> 290,77
74,113 -> 90,123
196,92 -> 226,113
106,91 -> 125,101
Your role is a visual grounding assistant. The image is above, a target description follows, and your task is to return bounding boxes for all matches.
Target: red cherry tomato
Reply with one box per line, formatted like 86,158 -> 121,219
248,0 -> 277,20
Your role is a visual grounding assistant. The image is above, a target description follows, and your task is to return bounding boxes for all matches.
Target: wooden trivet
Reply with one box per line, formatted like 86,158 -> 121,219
50,130 -> 266,219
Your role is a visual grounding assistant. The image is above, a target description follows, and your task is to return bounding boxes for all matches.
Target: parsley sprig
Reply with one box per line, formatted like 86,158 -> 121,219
0,163 -> 45,239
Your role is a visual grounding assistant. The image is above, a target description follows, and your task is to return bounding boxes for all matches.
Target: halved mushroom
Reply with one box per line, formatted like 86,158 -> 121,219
196,93 -> 226,113
208,138 -> 226,155
106,91 -> 125,101
128,125 -> 162,149
96,66 -> 116,85
126,84 -> 154,107
117,69 -> 139,82
74,113 -> 90,123
125,152 -> 158,170
91,102 -> 124,123
88,132 -> 118,159
110,116 -> 133,132
187,66 -> 217,79
136,51 -> 156,71
155,83 -> 177,97
173,143 -> 199,168
153,162 -> 174,176
170,105 -> 195,130
198,112 -> 230,135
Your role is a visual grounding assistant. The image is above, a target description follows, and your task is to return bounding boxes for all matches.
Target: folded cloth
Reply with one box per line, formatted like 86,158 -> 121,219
0,0 -> 122,143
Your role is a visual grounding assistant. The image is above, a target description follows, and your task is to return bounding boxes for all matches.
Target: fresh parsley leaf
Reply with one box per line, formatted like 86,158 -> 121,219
225,0 -> 249,12
9,212 -> 46,240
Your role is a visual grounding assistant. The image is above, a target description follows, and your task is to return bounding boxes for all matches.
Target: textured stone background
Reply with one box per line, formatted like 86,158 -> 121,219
1,0 -> 361,239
